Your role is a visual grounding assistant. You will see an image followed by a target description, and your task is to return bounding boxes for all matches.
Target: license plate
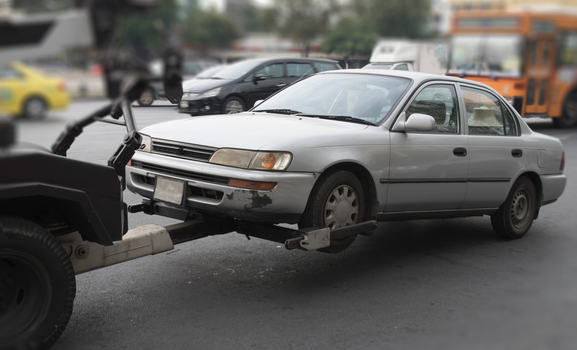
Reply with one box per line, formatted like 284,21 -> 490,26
153,177 -> 185,205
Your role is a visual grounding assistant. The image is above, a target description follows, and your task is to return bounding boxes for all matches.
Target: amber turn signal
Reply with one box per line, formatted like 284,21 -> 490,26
228,179 -> 277,190
560,152 -> 565,171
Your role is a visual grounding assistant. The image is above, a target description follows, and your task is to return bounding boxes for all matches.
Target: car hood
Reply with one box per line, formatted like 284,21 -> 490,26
140,112 -> 371,151
184,79 -> 230,93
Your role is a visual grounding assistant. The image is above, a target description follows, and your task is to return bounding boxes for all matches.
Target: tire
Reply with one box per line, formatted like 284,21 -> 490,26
137,88 -> 155,107
553,91 -> 577,128
491,177 -> 537,239
0,216 -> 76,350
222,96 -> 245,114
299,170 -> 365,253
22,97 -> 47,120
0,119 -> 16,148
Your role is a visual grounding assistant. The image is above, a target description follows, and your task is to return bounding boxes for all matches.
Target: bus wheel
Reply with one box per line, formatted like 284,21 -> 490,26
553,91 -> 577,128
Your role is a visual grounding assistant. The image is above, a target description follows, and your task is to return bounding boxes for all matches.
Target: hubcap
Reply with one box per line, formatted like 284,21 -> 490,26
510,189 -> 529,227
26,99 -> 45,117
225,100 -> 243,113
323,185 -> 359,229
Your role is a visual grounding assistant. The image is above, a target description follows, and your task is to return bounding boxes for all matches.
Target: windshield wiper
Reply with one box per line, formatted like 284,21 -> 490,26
296,114 -> 377,126
253,109 -> 302,115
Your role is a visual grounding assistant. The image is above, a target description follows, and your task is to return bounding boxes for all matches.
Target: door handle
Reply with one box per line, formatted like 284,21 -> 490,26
453,147 -> 467,157
512,149 -> 523,158
276,83 -> 287,87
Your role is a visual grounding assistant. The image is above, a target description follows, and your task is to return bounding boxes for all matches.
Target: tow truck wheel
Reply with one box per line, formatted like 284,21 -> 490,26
137,88 -> 155,107
299,170 -> 365,253
0,216 -> 76,349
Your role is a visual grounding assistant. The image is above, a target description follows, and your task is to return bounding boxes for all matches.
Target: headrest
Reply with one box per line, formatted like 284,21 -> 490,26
469,106 -> 501,127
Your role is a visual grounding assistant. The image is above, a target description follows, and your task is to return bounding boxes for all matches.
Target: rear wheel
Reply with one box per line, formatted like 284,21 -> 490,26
0,216 -> 76,349
553,91 -> 577,128
23,97 -> 47,120
299,170 -> 365,253
491,177 -> 537,239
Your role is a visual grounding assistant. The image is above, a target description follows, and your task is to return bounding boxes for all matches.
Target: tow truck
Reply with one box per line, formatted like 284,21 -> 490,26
0,2 -> 375,348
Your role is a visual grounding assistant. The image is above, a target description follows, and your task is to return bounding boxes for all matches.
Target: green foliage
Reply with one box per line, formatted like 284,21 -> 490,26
115,0 -> 178,59
181,9 -> 241,51
369,0 -> 431,39
275,0 -> 339,56
322,18 -> 377,58
239,4 -> 279,33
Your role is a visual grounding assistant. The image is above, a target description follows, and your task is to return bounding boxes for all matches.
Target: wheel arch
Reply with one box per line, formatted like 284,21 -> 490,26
313,162 -> 379,221
515,171 -> 543,218
223,93 -> 247,108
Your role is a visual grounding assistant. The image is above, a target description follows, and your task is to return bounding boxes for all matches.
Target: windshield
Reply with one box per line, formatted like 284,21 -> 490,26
211,60 -> 262,80
253,73 -> 411,125
449,35 -> 523,77
197,65 -> 225,79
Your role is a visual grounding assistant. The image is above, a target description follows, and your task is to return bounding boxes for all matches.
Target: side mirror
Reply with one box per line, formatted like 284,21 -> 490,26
253,100 -> 264,108
253,74 -> 266,85
392,112 -> 436,132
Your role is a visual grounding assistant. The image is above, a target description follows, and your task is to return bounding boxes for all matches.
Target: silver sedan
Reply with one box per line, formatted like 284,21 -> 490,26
126,70 -> 566,252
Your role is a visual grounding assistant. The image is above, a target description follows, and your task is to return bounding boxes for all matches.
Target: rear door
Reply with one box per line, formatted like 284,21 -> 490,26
459,85 -> 525,209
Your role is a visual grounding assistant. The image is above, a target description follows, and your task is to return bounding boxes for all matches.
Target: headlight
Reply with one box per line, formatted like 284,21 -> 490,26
198,87 -> 221,99
138,134 -> 152,152
249,152 -> 292,170
209,149 -> 292,171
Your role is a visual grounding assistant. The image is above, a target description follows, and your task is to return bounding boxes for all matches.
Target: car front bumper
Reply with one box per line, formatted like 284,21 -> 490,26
126,152 -> 317,223
178,96 -> 221,115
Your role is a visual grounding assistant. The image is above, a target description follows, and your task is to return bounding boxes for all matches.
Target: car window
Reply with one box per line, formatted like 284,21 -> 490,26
315,62 -> 339,72
393,64 -> 409,71
287,63 -> 314,77
406,84 -> 460,134
255,63 -> 285,79
253,73 -> 411,125
0,66 -> 22,79
461,86 -> 518,136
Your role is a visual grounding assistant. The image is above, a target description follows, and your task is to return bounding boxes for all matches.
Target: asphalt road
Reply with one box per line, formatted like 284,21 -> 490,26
12,101 -> 577,350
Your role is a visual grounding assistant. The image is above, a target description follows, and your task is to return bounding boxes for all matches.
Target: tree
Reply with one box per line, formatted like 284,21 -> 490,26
322,17 -> 377,58
115,0 -> 178,60
181,9 -> 241,52
370,0 -> 431,39
275,0 -> 339,57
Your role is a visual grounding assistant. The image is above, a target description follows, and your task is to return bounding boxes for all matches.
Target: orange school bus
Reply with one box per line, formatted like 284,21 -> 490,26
448,10 -> 577,128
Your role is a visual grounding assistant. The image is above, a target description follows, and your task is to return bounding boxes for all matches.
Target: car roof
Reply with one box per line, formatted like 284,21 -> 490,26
323,68 -> 493,90
234,57 -> 339,65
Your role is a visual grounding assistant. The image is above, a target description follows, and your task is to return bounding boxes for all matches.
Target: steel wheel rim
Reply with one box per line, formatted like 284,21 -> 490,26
0,251 -> 51,340
323,185 -> 359,229
140,91 -> 153,105
225,100 -> 243,113
510,189 -> 529,228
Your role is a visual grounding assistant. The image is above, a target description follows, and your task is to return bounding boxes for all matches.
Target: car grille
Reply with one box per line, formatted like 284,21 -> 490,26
131,160 -> 230,186
152,140 -> 216,162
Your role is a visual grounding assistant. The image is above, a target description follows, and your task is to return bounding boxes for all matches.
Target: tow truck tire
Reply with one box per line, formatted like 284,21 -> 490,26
299,170 -> 365,253
0,216 -> 76,350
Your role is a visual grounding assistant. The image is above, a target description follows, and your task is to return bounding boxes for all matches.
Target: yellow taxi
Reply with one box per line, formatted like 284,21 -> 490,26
0,62 -> 69,120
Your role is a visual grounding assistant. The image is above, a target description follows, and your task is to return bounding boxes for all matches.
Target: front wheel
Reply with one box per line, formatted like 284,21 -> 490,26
0,216 -> 76,349
222,97 -> 245,114
299,170 -> 365,253
491,177 -> 537,239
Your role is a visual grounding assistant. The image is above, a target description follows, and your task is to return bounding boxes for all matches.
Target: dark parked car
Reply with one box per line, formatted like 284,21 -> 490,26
178,57 -> 341,115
